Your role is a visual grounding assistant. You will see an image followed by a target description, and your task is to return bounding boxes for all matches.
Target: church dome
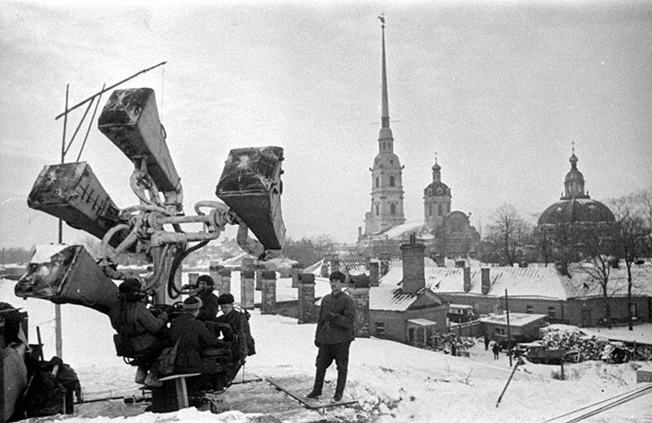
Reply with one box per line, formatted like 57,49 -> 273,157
538,198 -> 615,226
424,181 -> 451,197
539,149 -> 614,227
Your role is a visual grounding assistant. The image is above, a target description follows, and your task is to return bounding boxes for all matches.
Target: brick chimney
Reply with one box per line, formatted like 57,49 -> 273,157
481,268 -> 491,295
463,267 -> 471,293
349,275 -> 370,338
369,261 -> 380,287
400,237 -> 426,294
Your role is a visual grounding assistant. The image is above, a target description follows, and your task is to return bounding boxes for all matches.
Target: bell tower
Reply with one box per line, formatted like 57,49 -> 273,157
363,16 -> 405,236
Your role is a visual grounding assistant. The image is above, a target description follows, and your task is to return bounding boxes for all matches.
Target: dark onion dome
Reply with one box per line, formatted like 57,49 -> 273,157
424,160 -> 450,197
538,197 -> 615,226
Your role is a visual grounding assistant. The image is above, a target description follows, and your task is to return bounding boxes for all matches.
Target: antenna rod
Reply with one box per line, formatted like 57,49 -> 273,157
55,61 -> 167,120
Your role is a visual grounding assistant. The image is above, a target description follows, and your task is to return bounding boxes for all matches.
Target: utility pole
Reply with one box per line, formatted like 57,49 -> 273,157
54,85 -> 70,359
505,289 -> 512,367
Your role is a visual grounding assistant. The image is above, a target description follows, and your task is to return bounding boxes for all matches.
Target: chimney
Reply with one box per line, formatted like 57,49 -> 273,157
297,273 -> 317,324
463,267 -> 471,293
400,240 -> 426,294
369,261 -> 380,287
481,268 -> 491,295
349,275 -> 370,338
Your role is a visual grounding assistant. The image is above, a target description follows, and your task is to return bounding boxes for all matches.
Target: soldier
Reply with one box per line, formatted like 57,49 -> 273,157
306,271 -> 357,403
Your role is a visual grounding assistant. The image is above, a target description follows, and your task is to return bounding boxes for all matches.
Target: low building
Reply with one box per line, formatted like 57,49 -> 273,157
480,312 -> 548,344
378,260 -> 652,328
369,238 -> 448,345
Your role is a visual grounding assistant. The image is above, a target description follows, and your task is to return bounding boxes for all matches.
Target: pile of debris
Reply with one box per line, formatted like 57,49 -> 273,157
427,332 -> 475,356
540,325 -> 607,362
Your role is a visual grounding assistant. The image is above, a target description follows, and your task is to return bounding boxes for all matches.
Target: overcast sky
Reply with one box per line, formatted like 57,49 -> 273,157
1,1 -> 651,250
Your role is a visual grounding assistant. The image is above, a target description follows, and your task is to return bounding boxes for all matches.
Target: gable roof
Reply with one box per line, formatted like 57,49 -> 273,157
378,260 -> 652,301
370,284 -> 447,312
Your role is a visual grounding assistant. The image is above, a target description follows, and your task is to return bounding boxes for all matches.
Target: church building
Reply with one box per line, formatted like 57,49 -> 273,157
358,19 -> 479,261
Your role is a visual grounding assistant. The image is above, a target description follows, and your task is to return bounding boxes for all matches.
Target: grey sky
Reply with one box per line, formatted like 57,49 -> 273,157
1,1 -> 651,250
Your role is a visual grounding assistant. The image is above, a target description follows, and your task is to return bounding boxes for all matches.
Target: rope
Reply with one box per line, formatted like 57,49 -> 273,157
543,383 -> 652,423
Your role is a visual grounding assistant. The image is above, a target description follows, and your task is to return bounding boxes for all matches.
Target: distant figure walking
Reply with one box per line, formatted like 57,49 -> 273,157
306,271 -> 357,403
484,335 -> 490,351
492,342 -> 500,360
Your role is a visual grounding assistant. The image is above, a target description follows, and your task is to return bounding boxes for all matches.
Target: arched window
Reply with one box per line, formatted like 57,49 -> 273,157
428,205 -> 433,216
376,204 -> 379,216
375,177 -> 379,188
438,203 -> 442,216
446,204 -> 450,214
390,204 -> 396,215
389,176 -> 395,187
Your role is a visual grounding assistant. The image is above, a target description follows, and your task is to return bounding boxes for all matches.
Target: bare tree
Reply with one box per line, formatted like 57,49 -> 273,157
610,190 -> 652,330
486,204 -> 532,267
577,224 -> 617,328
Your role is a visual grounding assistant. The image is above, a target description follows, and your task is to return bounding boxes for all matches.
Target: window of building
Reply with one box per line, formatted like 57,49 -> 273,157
447,204 -> 450,214
389,176 -> 395,187
438,203 -> 442,216
375,204 -> 379,216
526,305 -> 533,314
376,177 -> 379,188
390,204 -> 396,215
375,322 -> 385,338
630,304 -> 637,318
548,307 -> 556,319
494,327 -> 506,336
429,205 -> 433,216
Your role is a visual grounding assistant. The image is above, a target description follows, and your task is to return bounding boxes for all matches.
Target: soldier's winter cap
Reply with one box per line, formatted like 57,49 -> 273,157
217,293 -> 235,305
197,274 -> 215,287
329,271 -> 346,283
119,278 -> 142,293
183,296 -> 203,310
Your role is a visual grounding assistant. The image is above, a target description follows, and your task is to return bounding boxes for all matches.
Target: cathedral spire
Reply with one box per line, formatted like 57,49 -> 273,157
379,14 -> 389,129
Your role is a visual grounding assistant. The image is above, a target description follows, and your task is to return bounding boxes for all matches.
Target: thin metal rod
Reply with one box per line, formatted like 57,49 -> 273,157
55,61 -> 167,120
56,85 -> 69,360
76,84 -> 105,162
64,96 -> 95,157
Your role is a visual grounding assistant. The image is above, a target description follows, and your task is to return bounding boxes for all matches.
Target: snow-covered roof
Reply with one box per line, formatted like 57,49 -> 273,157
303,257 -> 368,277
480,312 -> 547,327
369,285 -> 418,311
564,262 -> 652,298
377,260 -> 652,300
363,220 -> 429,242
407,318 -> 437,327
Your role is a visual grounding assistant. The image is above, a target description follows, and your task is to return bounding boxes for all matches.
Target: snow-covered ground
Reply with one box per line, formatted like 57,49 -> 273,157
3,277 -> 652,423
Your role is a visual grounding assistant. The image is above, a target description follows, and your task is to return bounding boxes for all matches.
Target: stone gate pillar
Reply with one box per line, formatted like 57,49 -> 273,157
219,269 -> 231,294
261,270 -> 277,315
297,273 -> 317,324
241,270 -> 255,310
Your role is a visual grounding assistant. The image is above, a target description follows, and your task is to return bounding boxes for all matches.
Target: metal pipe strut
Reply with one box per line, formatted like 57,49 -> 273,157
55,61 -> 167,120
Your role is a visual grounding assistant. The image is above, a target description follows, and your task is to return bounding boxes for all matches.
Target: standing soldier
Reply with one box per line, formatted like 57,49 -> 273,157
306,271 -> 357,403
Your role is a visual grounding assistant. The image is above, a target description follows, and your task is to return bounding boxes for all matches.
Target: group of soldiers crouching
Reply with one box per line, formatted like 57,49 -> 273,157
108,275 -> 255,395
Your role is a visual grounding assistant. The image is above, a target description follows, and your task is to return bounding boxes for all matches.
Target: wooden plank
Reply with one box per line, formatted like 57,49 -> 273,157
266,376 -> 357,410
